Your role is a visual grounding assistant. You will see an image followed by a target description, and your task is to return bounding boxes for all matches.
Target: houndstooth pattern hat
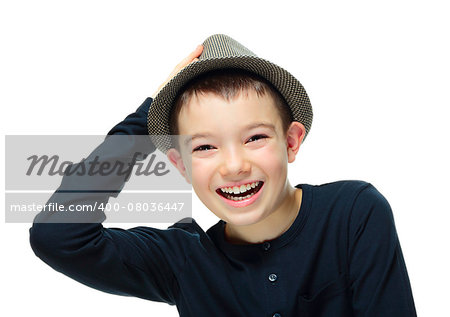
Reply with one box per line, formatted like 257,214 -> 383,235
147,34 -> 313,153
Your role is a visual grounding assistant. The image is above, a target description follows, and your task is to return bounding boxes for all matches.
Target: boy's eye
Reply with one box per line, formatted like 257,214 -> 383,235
247,134 -> 268,143
193,145 -> 215,152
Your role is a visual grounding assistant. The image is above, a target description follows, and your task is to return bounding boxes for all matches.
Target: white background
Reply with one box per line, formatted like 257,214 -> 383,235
1,0 -> 449,316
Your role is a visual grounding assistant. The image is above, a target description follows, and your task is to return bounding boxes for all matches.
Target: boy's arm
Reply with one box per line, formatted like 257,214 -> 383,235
29,98 -> 180,303
107,97 -> 152,135
29,45 -> 203,304
348,184 -> 417,316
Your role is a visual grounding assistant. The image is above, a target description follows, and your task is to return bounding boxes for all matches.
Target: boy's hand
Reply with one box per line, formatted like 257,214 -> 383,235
152,45 -> 203,98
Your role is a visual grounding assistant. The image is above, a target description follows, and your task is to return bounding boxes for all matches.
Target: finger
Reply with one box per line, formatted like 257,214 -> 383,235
178,45 -> 203,68
153,45 -> 203,98
187,45 -> 203,60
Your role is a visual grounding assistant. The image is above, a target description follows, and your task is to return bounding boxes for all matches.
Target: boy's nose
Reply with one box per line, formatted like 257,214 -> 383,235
218,147 -> 251,178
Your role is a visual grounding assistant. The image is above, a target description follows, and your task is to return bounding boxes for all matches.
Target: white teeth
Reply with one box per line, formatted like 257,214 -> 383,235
220,182 -> 260,194
218,181 -> 263,202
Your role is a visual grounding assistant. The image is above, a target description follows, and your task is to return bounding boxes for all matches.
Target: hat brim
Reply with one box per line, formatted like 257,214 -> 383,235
147,55 -> 312,153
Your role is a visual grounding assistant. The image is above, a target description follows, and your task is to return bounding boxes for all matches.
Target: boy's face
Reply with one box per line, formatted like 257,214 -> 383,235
167,90 -> 304,227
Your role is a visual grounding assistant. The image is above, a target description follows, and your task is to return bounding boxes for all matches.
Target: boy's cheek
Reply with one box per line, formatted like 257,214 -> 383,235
259,143 -> 289,164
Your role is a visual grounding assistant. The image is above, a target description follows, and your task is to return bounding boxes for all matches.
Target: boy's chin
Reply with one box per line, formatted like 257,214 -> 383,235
219,210 -> 267,228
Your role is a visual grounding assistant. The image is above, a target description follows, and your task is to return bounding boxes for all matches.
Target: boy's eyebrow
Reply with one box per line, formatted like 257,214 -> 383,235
244,122 -> 276,131
184,123 -> 277,146
184,133 -> 212,146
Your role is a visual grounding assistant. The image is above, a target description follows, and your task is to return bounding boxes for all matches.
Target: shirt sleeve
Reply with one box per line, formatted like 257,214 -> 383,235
29,97 -> 182,305
347,184 -> 417,316
107,97 -> 152,136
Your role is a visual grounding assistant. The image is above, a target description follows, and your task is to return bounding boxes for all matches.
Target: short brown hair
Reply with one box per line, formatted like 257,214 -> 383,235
169,69 -> 293,137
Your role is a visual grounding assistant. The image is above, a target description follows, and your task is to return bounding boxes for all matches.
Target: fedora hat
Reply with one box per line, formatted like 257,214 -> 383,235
147,34 -> 313,153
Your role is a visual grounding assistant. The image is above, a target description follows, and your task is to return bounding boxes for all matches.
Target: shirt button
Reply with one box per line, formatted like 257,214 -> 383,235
273,313 -> 281,317
268,273 -> 278,282
263,242 -> 271,251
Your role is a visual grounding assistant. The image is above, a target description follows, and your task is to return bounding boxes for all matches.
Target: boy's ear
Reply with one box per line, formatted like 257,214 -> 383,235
286,122 -> 306,163
166,148 -> 191,184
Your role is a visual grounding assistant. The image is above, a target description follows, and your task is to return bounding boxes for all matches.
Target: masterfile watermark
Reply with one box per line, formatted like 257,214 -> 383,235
26,152 -> 169,180
5,135 -> 190,191
6,192 -> 192,223
4,135 -> 192,223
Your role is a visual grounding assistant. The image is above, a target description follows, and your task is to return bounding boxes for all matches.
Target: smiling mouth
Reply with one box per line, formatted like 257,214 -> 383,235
216,181 -> 264,201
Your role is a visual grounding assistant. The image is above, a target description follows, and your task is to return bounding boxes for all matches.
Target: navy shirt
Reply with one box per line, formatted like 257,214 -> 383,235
29,98 -> 417,316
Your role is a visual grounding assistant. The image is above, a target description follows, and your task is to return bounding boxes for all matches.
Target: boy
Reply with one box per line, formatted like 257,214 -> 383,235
30,34 -> 417,316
